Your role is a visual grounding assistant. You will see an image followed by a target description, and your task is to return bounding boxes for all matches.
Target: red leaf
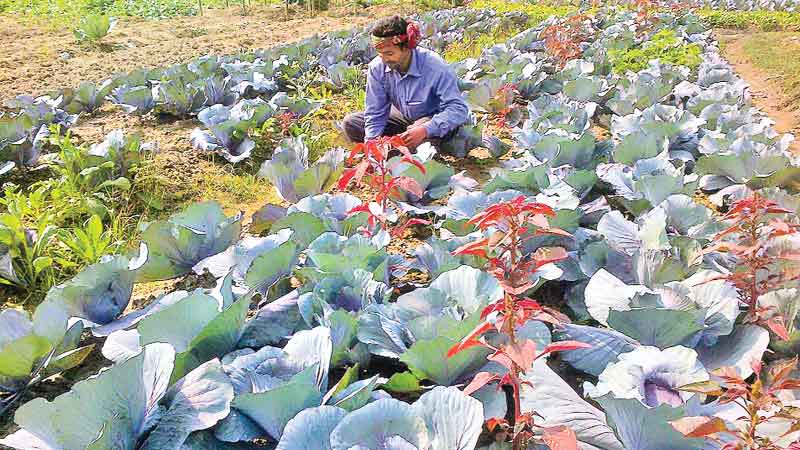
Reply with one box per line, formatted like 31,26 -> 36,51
499,278 -> 536,296
405,218 -> 431,227
485,417 -> 508,432
488,351 -> 515,371
766,317 -> 792,341
346,204 -> 371,215
393,176 -> 425,198
480,300 -> 505,319
515,299 -> 543,312
452,238 -> 489,258
354,159 -> 370,184
669,416 -> 729,438
337,168 -> 357,191
447,321 -> 493,358
542,425 -> 580,450
502,339 -> 539,370
540,340 -> 592,356
463,371 -> 500,396
532,247 -> 569,267
401,156 -> 427,174
348,143 -> 366,162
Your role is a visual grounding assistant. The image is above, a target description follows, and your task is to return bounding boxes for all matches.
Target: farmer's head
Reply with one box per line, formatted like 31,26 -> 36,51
371,16 -> 416,72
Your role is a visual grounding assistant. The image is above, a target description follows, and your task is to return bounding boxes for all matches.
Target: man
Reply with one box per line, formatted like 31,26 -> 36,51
342,15 -> 470,151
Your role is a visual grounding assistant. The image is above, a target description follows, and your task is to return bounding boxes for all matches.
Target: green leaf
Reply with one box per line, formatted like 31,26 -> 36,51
607,308 -> 705,349
44,344 -> 96,377
33,257 -> 53,274
172,295 -> 251,382
270,213 -> 326,250
381,371 -> 421,393
328,364 -> 359,398
97,177 -> 131,191
245,241 -> 298,295
0,334 -> 53,378
400,316 -> 491,386
87,215 -> 103,240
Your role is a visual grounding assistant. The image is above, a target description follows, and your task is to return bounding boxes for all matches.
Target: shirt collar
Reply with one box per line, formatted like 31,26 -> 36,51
383,49 -> 422,78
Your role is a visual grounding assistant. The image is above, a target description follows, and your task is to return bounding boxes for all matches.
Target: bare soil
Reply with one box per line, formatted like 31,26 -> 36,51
0,2 -> 412,102
717,30 -> 800,155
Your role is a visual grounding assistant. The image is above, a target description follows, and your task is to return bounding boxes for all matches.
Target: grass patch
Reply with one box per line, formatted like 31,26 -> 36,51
740,32 -> 800,104
443,27 -> 524,62
0,0 -> 285,28
608,29 -> 702,74
198,170 -> 277,215
443,0 -> 575,62
700,9 -> 800,32
469,0 -> 575,23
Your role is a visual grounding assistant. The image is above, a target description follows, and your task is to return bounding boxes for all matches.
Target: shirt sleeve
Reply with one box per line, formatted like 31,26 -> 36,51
422,65 -> 470,139
364,64 -> 391,141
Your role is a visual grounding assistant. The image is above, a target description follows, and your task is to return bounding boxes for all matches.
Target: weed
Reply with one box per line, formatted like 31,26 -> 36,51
675,357 -> 800,450
446,195 -> 587,450
700,9 -> 800,32
701,194 -> 800,341
608,29 -> 702,74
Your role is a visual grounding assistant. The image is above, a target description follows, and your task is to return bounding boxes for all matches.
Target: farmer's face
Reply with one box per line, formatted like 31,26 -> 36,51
377,43 -> 411,73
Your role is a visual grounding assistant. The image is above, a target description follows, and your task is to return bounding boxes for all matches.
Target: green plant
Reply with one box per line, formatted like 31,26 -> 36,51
0,186 -> 59,296
73,14 -> 117,43
700,10 -> 800,32
443,27 -> 525,62
608,29 -> 702,74
58,215 -> 116,266
468,0 -> 576,25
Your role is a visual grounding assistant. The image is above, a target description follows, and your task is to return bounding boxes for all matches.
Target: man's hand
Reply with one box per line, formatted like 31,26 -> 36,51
399,126 -> 428,150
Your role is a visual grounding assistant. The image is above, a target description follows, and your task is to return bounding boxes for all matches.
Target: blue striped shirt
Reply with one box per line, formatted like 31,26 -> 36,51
364,47 -> 470,141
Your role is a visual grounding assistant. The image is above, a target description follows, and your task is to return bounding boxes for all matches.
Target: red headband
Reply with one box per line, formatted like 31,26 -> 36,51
372,22 -> 420,50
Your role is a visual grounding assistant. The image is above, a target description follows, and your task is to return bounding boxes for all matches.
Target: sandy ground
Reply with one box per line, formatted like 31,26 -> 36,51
0,2 -> 412,102
718,30 -> 800,155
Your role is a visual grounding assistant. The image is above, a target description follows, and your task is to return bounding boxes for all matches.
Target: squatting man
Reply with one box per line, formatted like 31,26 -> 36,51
342,15 -> 471,151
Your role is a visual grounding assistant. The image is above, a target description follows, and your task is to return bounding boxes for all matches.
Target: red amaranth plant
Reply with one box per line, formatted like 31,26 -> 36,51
496,83 -> 520,129
277,111 -> 297,136
337,136 -> 430,237
446,195 -> 589,450
542,14 -> 593,68
702,194 -> 800,341
673,357 -> 800,449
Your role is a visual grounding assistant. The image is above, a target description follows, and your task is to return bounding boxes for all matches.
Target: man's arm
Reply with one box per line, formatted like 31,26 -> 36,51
422,65 -> 470,139
364,64 -> 391,141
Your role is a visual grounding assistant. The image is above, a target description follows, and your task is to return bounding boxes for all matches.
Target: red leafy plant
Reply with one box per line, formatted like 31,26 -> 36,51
542,14 -> 594,68
672,357 -> 800,449
495,83 -> 520,129
446,195 -> 590,450
701,194 -> 800,341
337,136 -> 430,237
631,0 -> 662,36
277,111 -> 298,136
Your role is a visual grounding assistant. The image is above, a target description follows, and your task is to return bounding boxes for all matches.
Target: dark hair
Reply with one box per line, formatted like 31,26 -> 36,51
371,15 -> 408,39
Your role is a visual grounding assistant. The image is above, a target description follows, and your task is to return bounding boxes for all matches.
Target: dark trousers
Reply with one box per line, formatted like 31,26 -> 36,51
342,107 -> 454,148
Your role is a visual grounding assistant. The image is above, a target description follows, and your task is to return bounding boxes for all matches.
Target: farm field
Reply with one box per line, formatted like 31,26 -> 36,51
1,0 -> 800,449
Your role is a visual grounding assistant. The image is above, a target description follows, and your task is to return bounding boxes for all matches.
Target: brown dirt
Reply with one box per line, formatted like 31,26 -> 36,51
0,3 -> 412,102
717,31 -> 800,155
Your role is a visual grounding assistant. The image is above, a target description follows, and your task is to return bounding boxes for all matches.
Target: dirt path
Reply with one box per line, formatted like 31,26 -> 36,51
0,3 -> 411,102
717,30 -> 800,155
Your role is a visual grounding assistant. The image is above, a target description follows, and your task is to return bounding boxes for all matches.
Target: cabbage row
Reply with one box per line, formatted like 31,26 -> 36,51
2,4 -> 800,450
0,7 -> 526,171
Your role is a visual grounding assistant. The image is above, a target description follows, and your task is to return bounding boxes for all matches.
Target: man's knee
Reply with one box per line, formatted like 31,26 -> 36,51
342,112 -> 365,143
